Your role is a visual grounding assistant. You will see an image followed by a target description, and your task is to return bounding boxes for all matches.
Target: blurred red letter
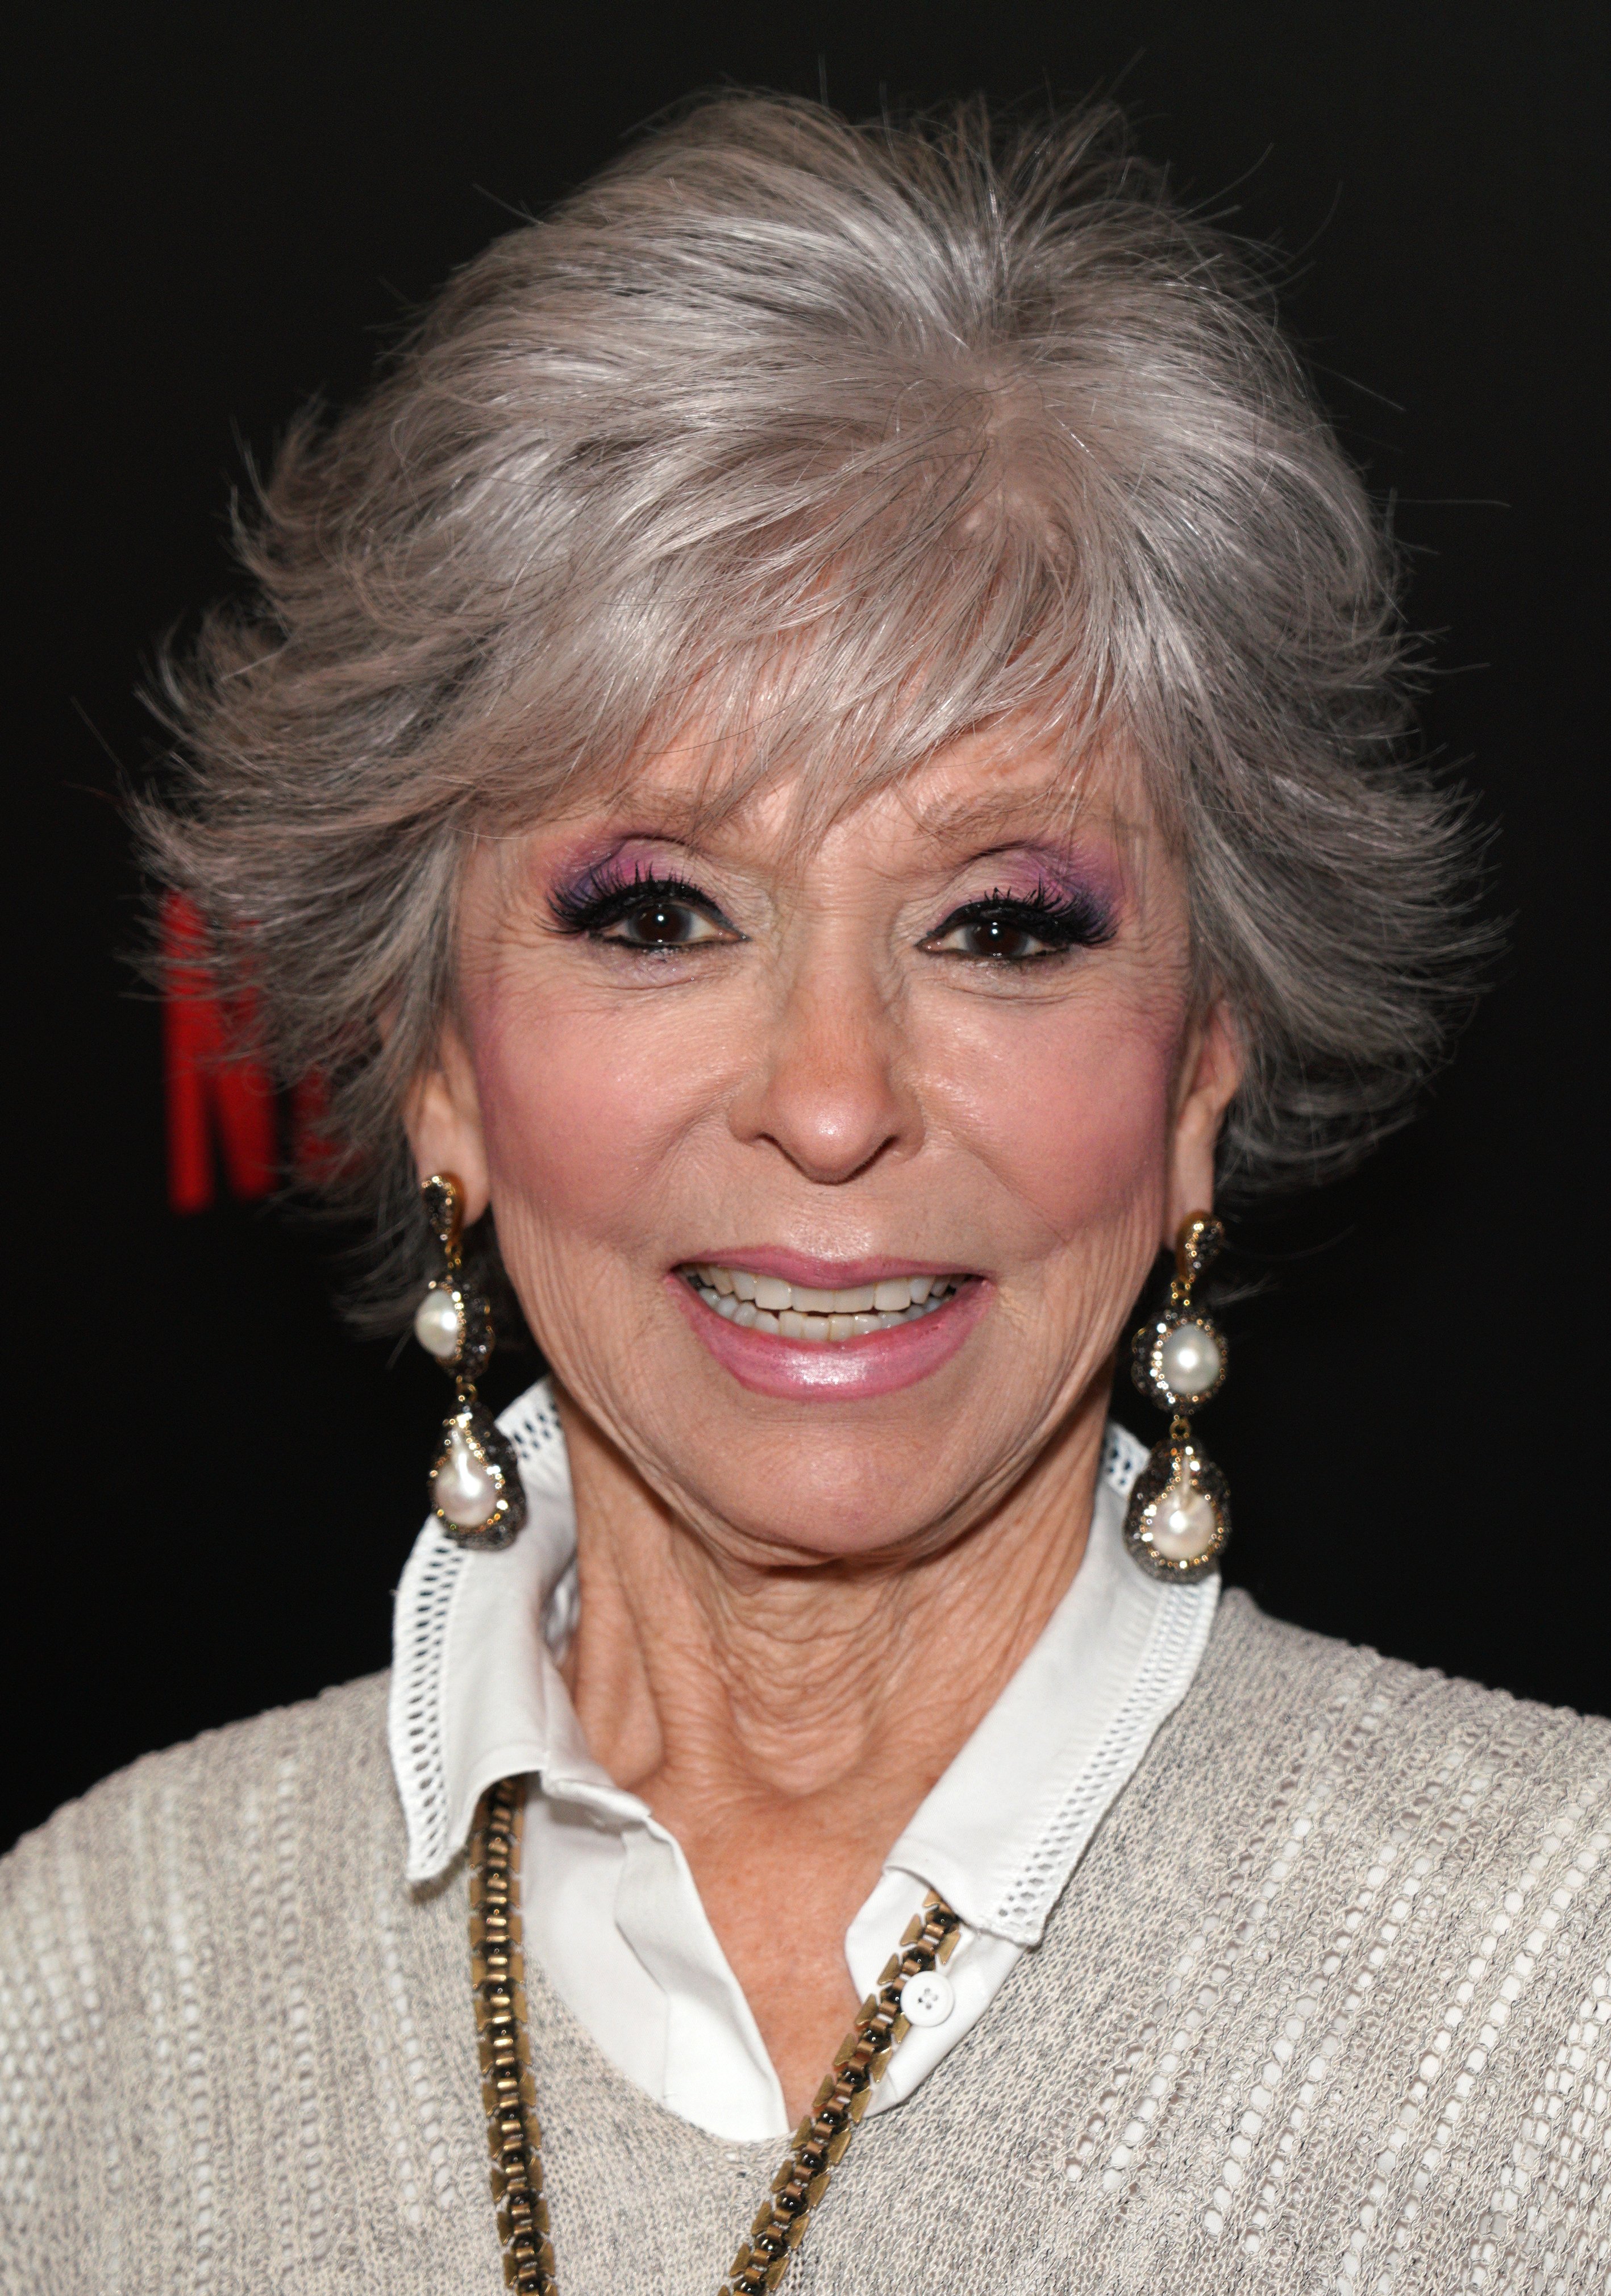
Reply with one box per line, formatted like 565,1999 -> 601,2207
161,892 -> 278,1212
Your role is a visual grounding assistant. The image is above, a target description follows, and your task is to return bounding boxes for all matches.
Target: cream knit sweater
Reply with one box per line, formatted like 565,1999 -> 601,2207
2,1592 -> 1606,2294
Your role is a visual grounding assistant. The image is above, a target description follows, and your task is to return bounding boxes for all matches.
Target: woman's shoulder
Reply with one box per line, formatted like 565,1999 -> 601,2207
1035,1595 -> 1609,2288
1202,1588 -> 1606,1763
0,1670 -> 396,1933
1205,1585 -> 1608,1752
0,1671 -> 486,2284
1183,1587 -> 1609,1871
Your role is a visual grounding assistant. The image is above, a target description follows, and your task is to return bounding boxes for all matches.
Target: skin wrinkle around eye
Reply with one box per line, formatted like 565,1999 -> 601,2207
540,823 -> 1125,971
555,858 -> 1116,962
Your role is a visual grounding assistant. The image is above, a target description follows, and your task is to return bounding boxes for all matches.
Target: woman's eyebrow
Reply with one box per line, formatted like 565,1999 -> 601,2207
908,801 -> 1113,862
896,766 -> 1100,842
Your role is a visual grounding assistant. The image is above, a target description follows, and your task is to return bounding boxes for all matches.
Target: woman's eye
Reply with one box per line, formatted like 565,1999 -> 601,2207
923,908 -> 1075,962
600,896 -> 730,949
550,868 -> 742,950
927,914 -> 1057,960
921,890 -> 1114,964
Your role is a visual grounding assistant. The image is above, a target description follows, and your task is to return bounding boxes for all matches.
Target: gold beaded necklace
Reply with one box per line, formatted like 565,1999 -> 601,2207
469,1777 -> 961,2294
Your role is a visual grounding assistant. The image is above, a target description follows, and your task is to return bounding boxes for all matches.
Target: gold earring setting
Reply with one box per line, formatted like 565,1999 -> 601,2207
414,1173 -> 527,1550
1123,1213 -> 1231,1580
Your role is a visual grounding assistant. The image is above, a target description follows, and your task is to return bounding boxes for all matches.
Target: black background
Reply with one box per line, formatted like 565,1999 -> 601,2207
10,2 -> 1606,1857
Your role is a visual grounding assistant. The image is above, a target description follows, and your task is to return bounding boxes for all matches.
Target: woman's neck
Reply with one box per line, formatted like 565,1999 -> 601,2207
552,1379 -> 1109,2122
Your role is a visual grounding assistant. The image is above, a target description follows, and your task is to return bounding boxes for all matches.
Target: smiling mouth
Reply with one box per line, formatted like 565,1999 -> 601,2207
679,1263 -> 972,1342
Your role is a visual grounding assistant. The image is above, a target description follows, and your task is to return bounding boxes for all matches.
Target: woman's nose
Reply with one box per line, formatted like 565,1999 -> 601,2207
728,957 -> 922,1185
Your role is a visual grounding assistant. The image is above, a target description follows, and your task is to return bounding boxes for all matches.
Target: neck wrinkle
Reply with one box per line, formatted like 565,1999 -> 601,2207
554,1379 -> 1110,1815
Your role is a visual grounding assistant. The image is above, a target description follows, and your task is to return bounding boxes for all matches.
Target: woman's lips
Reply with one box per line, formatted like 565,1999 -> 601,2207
681,1261 -> 961,1332
667,1267 -> 989,1399
676,1245 -> 970,1291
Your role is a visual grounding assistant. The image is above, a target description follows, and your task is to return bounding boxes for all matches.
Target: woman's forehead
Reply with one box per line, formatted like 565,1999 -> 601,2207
534,716 -> 1142,860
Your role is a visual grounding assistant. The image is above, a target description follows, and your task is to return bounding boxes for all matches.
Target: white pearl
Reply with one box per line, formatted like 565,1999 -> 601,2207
1148,1469 -> 1221,1562
434,1423 -> 500,1528
1159,1320 -> 1221,1400
414,1288 -> 463,1363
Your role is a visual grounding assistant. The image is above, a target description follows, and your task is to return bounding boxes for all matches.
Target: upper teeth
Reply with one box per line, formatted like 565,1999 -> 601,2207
684,1264 -> 962,1341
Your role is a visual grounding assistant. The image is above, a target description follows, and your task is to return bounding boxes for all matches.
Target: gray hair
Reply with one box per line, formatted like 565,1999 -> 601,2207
142,93 -> 1485,1324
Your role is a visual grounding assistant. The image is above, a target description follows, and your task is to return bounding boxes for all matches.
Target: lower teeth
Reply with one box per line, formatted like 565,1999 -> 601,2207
692,1282 -> 959,1342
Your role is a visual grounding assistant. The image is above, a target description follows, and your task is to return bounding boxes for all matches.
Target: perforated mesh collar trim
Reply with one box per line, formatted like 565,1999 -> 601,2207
389,1380 -> 584,1883
388,1380 -> 1218,1932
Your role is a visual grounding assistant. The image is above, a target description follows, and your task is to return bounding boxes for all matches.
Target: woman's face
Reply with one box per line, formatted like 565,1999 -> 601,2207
410,727 -> 1240,1565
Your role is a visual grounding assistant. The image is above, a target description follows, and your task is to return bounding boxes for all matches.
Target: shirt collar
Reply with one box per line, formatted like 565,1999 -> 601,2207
871,1434 -> 1217,1945
389,1379 -> 1218,1931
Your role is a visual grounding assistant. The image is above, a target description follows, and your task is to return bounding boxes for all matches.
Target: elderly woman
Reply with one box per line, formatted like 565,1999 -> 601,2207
4,96 -> 1606,2295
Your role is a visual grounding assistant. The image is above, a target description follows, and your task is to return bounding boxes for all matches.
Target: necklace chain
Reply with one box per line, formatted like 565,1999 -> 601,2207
469,1776 -> 961,2294
469,1779 -> 555,2291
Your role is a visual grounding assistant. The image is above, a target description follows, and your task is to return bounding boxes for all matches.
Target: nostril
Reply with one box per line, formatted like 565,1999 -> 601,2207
727,1004 -> 921,1184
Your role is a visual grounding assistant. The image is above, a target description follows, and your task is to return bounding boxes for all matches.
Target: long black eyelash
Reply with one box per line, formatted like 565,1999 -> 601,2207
934,880 -> 1117,952
548,863 -> 726,938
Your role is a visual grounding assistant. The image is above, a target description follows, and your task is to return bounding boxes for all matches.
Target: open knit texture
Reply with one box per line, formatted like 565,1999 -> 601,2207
2,1593 -> 1606,2294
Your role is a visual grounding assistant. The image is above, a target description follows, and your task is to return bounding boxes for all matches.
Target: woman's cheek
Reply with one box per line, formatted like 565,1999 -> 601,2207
939,995 -> 1181,1241
469,981 -> 707,1248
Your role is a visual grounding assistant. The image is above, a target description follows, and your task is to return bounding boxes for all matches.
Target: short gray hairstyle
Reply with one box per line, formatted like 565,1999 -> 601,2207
144,93 -> 1484,1322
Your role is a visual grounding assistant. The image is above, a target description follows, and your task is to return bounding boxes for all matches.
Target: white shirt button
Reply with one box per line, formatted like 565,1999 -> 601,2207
900,1969 -> 955,2028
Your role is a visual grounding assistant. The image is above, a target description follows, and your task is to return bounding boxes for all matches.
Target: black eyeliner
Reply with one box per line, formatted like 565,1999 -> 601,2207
927,880 -> 1116,955
548,862 -> 732,939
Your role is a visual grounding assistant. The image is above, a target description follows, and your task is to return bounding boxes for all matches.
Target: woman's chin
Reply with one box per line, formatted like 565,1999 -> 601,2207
667,1270 -> 991,1401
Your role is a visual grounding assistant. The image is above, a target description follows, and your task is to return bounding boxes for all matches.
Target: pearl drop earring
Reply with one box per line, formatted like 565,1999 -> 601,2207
1123,1212 -> 1231,1580
414,1172 -> 527,1550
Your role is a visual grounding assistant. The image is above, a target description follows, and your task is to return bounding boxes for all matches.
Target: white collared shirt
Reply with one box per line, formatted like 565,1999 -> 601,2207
388,1380 -> 1218,2143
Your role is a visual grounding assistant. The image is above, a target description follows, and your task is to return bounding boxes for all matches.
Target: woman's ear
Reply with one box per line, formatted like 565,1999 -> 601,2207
401,1017 -> 492,1222
1164,998 -> 1244,1239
